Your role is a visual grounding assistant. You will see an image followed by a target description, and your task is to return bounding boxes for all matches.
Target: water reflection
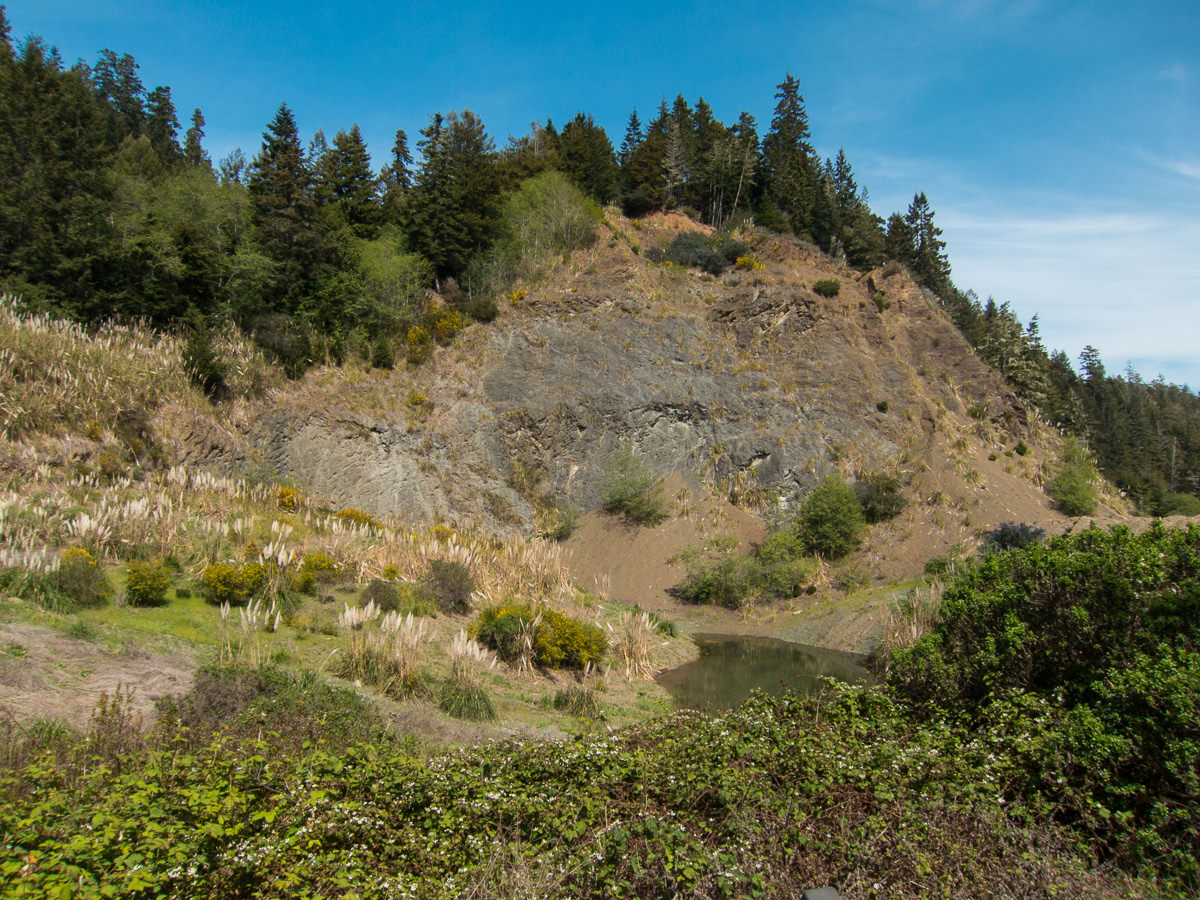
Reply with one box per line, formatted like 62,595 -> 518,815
656,634 -> 873,712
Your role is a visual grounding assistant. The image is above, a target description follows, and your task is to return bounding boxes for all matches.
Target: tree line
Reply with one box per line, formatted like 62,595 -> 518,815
0,7 -> 1195,510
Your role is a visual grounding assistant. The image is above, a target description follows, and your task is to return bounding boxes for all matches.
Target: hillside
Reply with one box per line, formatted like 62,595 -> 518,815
163,211 -> 1139,638
5,212 -> 1145,663
3,211 -> 1196,900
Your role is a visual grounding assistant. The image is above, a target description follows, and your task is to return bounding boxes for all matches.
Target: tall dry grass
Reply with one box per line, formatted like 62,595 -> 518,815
0,293 -> 193,441
876,580 -> 943,666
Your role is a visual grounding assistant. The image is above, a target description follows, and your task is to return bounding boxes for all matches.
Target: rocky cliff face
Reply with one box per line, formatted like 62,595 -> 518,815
229,216 -> 1035,543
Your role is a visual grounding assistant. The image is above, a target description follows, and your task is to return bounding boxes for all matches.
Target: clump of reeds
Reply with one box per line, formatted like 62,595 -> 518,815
876,580 -> 943,666
439,630 -> 496,721
220,597 -> 281,668
552,684 -> 602,719
609,610 -> 657,680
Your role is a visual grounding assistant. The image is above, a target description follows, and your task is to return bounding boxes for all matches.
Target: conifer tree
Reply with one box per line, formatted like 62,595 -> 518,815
144,85 -> 181,166
248,102 -> 324,312
92,49 -> 144,146
558,113 -> 618,205
316,124 -> 378,237
406,109 -> 500,278
183,108 -> 209,168
904,192 -> 951,293
762,74 -> 817,237
620,103 -> 666,216
0,33 -> 113,316
618,109 -> 643,166
380,128 -> 412,225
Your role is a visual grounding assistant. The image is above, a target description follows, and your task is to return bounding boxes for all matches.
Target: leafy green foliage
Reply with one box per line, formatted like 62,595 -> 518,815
425,558 -> 475,614
0,679 -> 1137,899
123,558 -> 170,607
672,533 -> 813,608
474,603 -> 606,670
981,521 -> 1045,553
853,471 -> 907,523
1158,492 -> 1200,517
812,278 -> 840,297
601,443 -> 667,526
796,474 -> 865,559
501,169 -> 600,260
889,523 -> 1200,885
1048,436 -> 1098,516
647,231 -> 749,275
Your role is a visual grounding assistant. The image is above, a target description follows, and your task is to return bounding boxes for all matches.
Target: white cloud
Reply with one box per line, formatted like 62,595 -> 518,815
1159,62 -> 1189,84
940,206 -> 1200,387
1140,152 -> 1200,184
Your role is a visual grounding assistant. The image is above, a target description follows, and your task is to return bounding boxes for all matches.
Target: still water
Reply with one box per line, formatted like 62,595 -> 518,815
656,634 -> 873,712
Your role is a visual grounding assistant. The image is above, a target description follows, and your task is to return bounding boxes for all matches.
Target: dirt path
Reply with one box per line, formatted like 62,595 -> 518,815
0,622 -> 197,730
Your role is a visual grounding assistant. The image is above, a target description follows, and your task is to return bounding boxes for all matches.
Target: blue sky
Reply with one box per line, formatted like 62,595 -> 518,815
11,1 -> 1200,388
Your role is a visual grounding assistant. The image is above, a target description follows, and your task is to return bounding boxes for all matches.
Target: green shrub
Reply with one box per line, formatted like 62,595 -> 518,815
982,522 -> 1046,553
553,686 -> 602,719
888,523 -> 1200,882
673,532 -> 815,607
124,558 -> 170,607
601,443 -> 667,526
474,604 -> 606,670
53,547 -> 109,608
158,664 -> 392,752
361,578 -> 400,612
854,471 -> 907,523
812,278 -> 840,297
1048,436 -> 1098,516
796,475 -> 865,559
473,603 -> 533,664
1158,492 -> 1200,517
200,561 -> 264,607
647,231 -> 749,275
500,169 -> 601,260
426,559 -> 475,614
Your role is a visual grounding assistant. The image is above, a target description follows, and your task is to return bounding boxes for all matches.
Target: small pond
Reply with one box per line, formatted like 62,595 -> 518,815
656,634 -> 874,712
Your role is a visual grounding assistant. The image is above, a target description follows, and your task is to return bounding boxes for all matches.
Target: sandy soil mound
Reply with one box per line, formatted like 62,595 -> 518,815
564,471 -> 765,611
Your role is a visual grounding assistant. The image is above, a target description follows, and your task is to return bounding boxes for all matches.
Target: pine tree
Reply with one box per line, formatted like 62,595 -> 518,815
0,34 -> 113,316
558,113 -> 618,205
380,128 -> 412,225
406,109 -> 500,278
183,108 -> 209,168
883,212 -> 915,268
316,124 -> 378,237
618,109 -> 643,166
92,49 -> 144,147
620,102 -> 667,216
904,192 -> 951,293
247,102 -> 324,312
144,85 -> 181,166
762,74 -> 818,237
